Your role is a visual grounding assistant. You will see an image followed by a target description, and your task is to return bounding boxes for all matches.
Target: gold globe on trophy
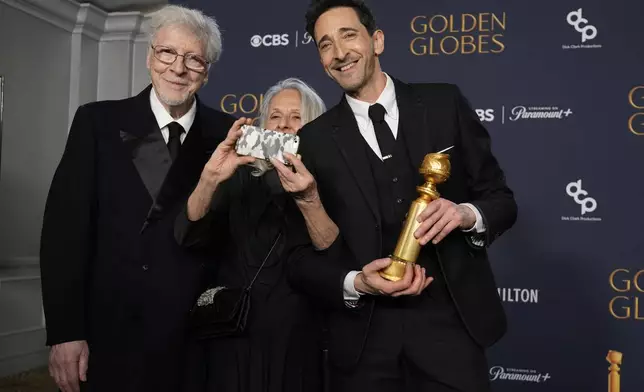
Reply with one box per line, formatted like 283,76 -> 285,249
379,148 -> 452,281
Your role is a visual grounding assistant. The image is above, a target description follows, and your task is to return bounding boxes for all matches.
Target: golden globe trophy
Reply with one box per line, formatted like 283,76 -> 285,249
379,148 -> 452,281
606,350 -> 622,392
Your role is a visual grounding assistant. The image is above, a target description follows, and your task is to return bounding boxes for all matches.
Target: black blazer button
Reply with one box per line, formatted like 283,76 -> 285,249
142,264 -> 149,271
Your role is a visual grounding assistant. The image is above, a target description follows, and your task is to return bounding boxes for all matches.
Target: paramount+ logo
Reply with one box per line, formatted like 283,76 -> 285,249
410,12 -> 506,56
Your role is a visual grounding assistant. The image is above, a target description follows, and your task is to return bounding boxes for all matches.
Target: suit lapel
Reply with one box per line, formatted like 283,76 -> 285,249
118,87 -> 216,231
119,85 -> 172,202
392,78 -> 435,171
147,105 -> 209,224
329,79 -> 436,222
331,97 -> 381,223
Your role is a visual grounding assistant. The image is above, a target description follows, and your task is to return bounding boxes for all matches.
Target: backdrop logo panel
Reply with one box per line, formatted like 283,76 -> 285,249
609,269 -> 643,320
628,86 -> 644,136
169,0 -> 644,389
497,287 -> 539,304
475,108 -> 495,123
409,12 -> 506,56
475,105 -> 573,124
249,31 -> 314,49
561,179 -> 601,222
563,8 -> 601,50
507,106 -> 573,122
488,365 -> 551,384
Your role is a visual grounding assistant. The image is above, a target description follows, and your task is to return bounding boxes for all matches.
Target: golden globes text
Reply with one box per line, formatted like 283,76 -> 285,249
609,268 -> 643,320
410,12 -> 506,56
220,93 -> 264,125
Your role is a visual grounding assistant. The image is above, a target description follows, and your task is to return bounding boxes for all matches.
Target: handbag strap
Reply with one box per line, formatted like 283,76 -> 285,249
246,231 -> 282,291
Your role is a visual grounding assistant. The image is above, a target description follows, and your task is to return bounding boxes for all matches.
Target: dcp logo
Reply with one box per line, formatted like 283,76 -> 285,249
628,86 -> 644,136
566,179 -> 597,215
250,34 -> 290,47
566,9 -> 598,43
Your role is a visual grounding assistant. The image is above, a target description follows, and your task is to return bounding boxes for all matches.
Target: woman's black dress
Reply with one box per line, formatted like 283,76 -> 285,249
176,166 -> 323,392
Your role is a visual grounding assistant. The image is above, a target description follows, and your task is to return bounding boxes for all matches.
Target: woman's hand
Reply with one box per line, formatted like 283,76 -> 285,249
200,117 -> 256,188
271,152 -> 319,204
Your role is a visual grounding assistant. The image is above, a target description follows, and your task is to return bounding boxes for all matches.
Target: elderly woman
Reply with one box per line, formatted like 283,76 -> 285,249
176,78 -> 336,392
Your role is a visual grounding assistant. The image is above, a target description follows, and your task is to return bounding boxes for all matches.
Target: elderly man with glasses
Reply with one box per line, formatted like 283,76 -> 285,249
39,5 -> 236,392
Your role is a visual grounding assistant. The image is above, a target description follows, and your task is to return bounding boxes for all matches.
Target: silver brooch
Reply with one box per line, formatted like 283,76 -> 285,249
196,286 -> 226,307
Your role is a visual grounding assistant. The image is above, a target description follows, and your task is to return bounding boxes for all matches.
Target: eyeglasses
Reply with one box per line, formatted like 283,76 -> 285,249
151,45 -> 209,73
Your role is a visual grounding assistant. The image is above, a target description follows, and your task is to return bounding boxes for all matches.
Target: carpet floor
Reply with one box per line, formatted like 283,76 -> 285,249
0,367 -> 56,392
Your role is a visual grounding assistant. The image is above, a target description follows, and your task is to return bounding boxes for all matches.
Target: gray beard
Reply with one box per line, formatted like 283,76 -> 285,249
157,89 -> 191,107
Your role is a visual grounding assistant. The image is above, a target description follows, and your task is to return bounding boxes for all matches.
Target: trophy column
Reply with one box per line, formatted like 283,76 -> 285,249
379,152 -> 451,282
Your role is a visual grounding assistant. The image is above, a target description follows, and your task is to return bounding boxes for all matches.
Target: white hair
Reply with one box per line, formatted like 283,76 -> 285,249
145,5 -> 222,64
250,78 -> 326,177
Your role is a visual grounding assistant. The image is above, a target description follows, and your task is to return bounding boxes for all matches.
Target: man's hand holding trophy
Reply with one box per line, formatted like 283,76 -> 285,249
354,146 -> 477,297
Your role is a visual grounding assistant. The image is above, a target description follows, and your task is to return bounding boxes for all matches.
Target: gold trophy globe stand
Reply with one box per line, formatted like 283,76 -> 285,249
606,350 -> 622,392
379,152 -> 451,281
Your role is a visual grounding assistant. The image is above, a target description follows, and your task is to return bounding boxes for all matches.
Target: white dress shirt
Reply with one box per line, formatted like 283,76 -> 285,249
342,73 -> 485,303
149,88 -> 197,144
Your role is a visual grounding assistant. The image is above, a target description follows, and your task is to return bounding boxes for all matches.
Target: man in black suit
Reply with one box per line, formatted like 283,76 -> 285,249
39,5 -> 236,392
287,1 -> 517,391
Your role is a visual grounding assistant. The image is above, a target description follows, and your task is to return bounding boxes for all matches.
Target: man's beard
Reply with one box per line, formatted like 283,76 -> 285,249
157,88 -> 191,107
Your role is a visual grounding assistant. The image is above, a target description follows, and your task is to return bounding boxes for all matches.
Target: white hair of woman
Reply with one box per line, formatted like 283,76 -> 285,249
250,78 -> 327,177
145,5 -> 223,64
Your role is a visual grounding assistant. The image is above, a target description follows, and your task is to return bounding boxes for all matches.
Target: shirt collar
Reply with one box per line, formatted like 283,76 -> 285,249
149,87 -> 197,132
345,72 -> 399,124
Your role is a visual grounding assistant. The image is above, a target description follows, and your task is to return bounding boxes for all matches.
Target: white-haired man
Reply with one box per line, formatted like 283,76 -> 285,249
39,5 -> 240,392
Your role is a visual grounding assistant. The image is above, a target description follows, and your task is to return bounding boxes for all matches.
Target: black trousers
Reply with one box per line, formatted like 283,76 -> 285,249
329,293 -> 490,392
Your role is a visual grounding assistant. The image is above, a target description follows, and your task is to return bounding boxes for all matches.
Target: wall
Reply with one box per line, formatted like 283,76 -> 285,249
0,0 -> 152,376
172,0 -> 644,390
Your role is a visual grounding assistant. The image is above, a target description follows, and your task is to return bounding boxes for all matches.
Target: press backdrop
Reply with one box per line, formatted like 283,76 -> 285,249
168,1 -> 644,390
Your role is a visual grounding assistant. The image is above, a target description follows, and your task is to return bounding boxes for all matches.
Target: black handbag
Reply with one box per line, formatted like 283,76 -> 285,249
189,232 -> 282,339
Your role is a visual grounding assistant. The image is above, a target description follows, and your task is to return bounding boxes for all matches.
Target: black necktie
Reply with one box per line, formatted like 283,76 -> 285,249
167,122 -> 184,162
368,103 -> 396,160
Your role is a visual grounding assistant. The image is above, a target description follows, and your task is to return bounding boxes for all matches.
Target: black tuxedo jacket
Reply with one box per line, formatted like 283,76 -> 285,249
288,77 -> 517,369
39,85 -> 234,391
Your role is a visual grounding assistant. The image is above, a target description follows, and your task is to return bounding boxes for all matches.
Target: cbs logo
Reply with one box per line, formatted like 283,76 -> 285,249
628,86 -> 644,136
250,34 -> 290,48
475,108 -> 495,122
